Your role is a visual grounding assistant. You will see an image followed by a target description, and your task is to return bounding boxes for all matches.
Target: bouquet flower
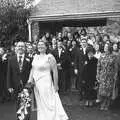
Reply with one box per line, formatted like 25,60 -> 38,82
17,82 -> 34,120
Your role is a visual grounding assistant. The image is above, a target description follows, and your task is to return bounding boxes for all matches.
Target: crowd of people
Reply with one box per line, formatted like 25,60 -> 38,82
0,27 -> 120,112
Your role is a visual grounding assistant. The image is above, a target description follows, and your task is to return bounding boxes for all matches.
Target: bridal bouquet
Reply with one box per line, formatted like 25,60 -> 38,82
17,88 -> 32,120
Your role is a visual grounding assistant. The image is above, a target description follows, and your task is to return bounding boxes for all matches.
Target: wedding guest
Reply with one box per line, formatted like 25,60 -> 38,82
0,47 -> 6,102
62,38 -> 67,49
94,43 -> 102,59
67,32 -> 73,41
80,28 -> 87,37
45,32 -> 51,43
82,47 -> 98,106
112,43 -> 119,56
52,41 -> 68,92
69,40 -> 78,89
96,43 -> 118,110
94,43 -> 102,103
103,34 -> 110,43
112,43 -> 120,99
9,45 -> 16,57
67,40 -> 72,50
57,32 -> 63,41
65,40 -> 72,91
117,47 -> 120,97
74,38 -> 89,100
51,37 -> 57,50
26,44 -> 34,63
62,31 -> 69,40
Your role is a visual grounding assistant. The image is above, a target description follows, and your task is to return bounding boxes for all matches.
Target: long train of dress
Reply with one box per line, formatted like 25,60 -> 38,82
32,54 -> 68,120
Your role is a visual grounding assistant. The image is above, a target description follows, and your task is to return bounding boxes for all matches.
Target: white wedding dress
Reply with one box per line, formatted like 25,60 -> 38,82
32,54 -> 68,120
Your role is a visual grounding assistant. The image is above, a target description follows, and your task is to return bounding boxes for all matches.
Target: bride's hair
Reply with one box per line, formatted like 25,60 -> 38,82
37,40 -> 49,54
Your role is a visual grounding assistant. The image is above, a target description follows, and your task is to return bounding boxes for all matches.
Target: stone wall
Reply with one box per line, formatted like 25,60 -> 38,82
107,18 -> 120,35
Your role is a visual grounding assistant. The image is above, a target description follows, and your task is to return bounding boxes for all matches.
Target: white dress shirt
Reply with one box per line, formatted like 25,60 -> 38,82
58,48 -> 62,58
17,54 -> 25,71
83,47 -> 86,55
17,54 -> 25,64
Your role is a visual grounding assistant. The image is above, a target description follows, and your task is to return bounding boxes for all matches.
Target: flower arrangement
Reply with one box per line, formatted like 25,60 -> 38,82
17,88 -> 32,120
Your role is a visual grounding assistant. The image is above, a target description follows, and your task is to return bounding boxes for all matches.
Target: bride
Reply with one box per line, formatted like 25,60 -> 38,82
27,40 -> 68,120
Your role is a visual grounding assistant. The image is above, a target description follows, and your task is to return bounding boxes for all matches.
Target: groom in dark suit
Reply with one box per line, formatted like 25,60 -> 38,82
7,41 -> 31,119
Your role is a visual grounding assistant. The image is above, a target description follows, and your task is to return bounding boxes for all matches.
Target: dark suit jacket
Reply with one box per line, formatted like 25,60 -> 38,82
52,48 -> 70,70
7,55 -> 31,92
0,55 -> 8,96
26,53 -> 35,65
0,56 -> 3,96
69,47 -> 78,67
82,57 -> 98,88
74,47 -> 89,74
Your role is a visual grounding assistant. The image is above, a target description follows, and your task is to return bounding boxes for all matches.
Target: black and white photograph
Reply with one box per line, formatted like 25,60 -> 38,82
0,0 -> 120,120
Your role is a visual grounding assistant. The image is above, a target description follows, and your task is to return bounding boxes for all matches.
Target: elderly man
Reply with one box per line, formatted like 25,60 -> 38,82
7,41 -> 31,120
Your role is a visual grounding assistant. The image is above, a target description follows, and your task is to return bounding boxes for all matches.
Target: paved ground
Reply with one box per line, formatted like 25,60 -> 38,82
0,91 -> 120,120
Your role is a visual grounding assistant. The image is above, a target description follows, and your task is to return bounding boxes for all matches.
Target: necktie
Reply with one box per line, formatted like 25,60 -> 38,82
19,56 -> 22,71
